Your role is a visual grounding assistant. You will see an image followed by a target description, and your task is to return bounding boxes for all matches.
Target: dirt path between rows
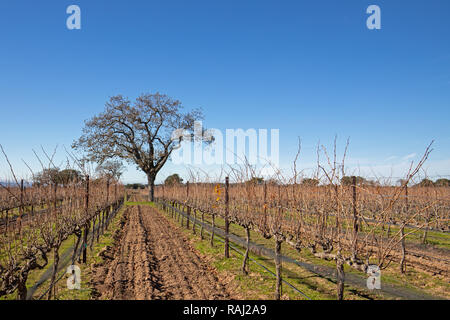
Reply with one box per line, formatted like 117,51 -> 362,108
92,205 -> 234,300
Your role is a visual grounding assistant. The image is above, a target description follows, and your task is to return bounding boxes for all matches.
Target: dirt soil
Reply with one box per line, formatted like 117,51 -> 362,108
92,205 -> 235,300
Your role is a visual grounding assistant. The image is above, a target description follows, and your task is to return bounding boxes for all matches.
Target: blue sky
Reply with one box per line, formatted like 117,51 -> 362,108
0,0 -> 449,183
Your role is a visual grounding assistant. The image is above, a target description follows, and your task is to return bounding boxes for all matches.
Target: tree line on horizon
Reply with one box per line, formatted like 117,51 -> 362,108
123,173 -> 450,189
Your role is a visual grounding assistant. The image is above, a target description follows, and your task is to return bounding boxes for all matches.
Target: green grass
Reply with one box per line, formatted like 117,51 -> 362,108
125,201 -> 155,207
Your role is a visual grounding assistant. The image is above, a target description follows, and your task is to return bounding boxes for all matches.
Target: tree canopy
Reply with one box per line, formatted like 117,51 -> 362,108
72,92 -> 204,201
33,168 -> 81,186
164,173 -> 183,186
95,160 -> 125,182
246,177 -> 264,185
435,178 -> 450,187
301,178 -> 320,186
125,183 -> 146,190
413,178 -> 450,187
416,178 -> 435,187
341,176 -> 367,186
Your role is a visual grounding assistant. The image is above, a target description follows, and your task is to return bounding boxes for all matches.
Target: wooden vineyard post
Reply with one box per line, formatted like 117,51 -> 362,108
192,209 -> 196,234
405,183 -> 409,212
20,178 -> 24,210
242,226 -> 250,275
30,184 -> 34,218
336,254 -> 345,300
107,182 -> 117,230
171,201 -> 174,219
18,179 -> 24,234
106,179 -> 110,203
82,175 -> 90,264
263,182 -> 267,232
210,213 -> 215,247
98,181 -> 107,242
224,177 -> 230,258
103,179 -> 110,234
352,176 -> 358,257
181,204 -> 184,228
400,224 -> 406,273
400,183 -> 408,273
186,182 -> 190,230
275,238 -> 282,300
53,182 -> 57,210
274,185 -> 283,300
200,210 -> 205,240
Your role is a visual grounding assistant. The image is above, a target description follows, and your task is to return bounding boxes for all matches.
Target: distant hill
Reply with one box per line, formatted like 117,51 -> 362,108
0,181 -> 33,188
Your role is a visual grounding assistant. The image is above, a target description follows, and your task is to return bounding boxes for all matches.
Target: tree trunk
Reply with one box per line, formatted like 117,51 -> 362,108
422,229 -> 428,244
17,276 -> 28,300
147,174 -> 155,202
336,256 -> 345,300
49,246 -> 60,300
422,218 -> 429,244
105,205 -> 111,231
181,205 -> 185,227
91,216 -> 97,250
186,206 -> 190,229
100,210 -> 104,239
242,227 -> 250,275
72,231 -> 82,264
82,223 -> 89,264
275,239 -> 282,300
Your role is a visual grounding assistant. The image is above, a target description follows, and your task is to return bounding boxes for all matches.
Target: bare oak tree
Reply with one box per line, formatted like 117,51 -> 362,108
72,93 -> 203,201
